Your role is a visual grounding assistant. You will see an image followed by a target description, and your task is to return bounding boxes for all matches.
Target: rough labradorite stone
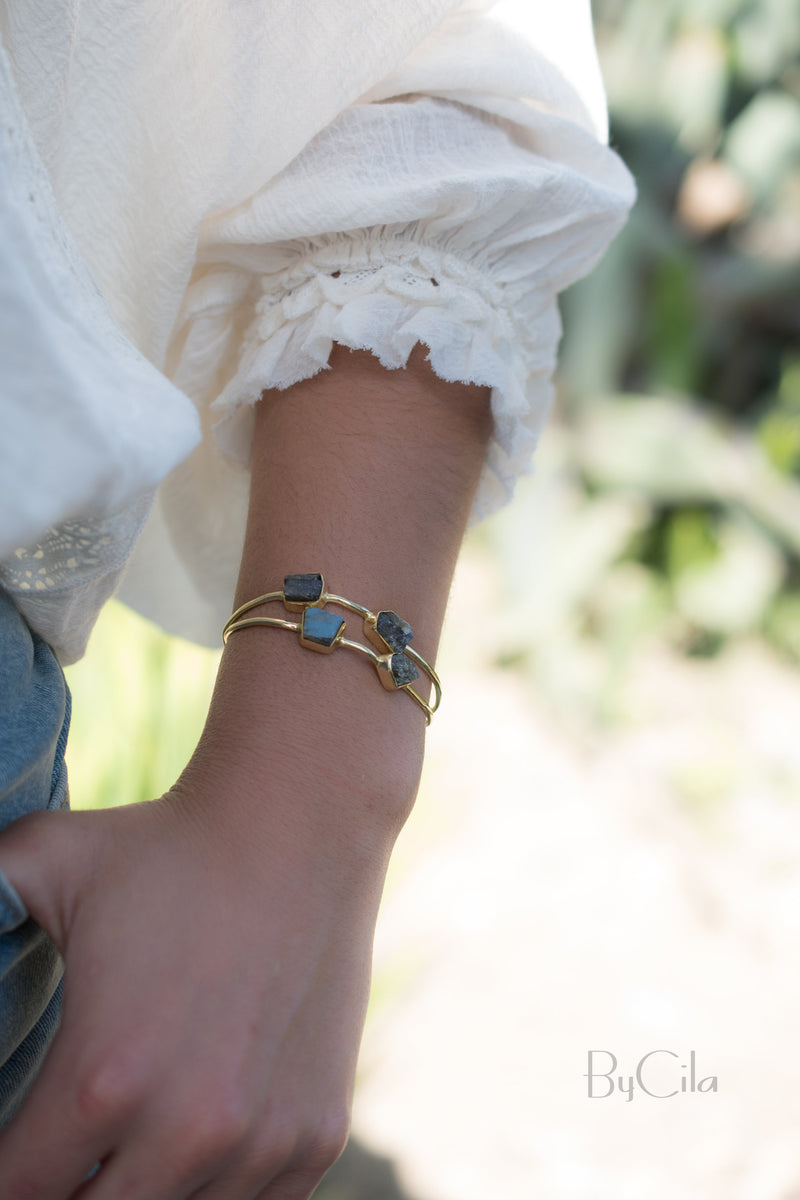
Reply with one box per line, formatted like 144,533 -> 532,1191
375,610 -> 413,652
390,652 -> 419,688
284,573 -> 324,604
301,606 -> 344,648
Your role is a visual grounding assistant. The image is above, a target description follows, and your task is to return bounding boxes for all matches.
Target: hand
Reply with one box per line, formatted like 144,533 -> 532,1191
0,782 -> 386,1199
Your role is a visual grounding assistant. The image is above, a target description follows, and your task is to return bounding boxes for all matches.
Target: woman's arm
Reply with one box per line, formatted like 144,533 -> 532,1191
0,342 -> 491,1199
200,339 -> 492,837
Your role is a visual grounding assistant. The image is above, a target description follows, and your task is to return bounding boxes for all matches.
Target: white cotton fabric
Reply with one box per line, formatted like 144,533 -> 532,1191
0,40 -> 202,658
0,0 -> 635,662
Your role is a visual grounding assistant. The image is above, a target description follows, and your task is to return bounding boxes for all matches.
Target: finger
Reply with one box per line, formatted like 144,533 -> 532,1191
189,1172 -> 309,1200
0,1033 -> 118,1200
64,1160 -> 105,1199
185,1112 -> 348,1200
67,1108 -> 259,1200
186,1162 -> 282,1200
0,808 -> 94,947
249,1167 -> 330,1200
200,1144 -> 343,1200
183,1139 -> 330,1200
66,1147 -> 212,1200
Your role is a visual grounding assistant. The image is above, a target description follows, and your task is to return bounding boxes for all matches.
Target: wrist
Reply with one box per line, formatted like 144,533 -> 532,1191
172,625 -> 426,862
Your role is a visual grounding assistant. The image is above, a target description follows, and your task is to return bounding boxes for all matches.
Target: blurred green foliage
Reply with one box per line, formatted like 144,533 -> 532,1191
481,0 -> 800,704
65,602 -> 219,810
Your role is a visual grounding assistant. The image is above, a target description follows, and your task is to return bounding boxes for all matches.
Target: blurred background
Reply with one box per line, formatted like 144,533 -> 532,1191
65,0 -> 800,1196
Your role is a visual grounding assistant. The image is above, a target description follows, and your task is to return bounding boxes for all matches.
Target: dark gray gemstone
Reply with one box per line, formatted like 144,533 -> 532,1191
390,652 -> 419,688
376,610 -> 413,651
302,606 -> 344,648
284,573 -> 323,604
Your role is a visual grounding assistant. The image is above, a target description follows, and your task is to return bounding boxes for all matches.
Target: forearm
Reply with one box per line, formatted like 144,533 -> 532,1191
177,341 -> 491,857
0,345 -> 492,1196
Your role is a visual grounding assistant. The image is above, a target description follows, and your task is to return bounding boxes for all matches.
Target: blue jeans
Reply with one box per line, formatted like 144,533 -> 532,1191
0,585 -> 69,1129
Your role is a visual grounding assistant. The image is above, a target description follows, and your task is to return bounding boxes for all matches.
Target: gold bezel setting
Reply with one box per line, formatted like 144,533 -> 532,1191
283,572 -> 327,613
298,606 -> 346,654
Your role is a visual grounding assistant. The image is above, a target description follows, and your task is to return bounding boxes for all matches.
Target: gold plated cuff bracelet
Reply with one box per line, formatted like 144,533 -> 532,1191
222,573 -> 441,724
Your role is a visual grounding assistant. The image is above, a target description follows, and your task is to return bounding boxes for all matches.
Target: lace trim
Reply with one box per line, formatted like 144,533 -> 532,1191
3,519 -> 113,593
209,237 -> 560,520
0,494 -> 153,596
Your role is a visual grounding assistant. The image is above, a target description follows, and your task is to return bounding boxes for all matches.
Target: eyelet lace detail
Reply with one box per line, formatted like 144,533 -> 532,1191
0,494 -> 154,663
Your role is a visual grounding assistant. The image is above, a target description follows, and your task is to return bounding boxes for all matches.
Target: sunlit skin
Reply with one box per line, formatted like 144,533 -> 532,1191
0,342 -> 491,1199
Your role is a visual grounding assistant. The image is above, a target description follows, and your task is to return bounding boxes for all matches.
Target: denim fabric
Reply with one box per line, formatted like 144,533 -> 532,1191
0,585 -> 70,1129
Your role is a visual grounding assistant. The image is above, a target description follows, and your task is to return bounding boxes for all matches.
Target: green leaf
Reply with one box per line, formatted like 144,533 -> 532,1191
672,513 -> 785,632
646,255 -> 703,392
665,507 -> 719,576
724,90 -> 800,203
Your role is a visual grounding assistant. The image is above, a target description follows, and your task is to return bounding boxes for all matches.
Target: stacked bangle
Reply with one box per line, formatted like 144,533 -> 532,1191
222,573 -> 441,724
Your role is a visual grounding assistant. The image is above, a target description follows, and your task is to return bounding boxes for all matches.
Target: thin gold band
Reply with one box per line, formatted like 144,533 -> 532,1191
223,616 -> 436,721
222,575 -> 441,724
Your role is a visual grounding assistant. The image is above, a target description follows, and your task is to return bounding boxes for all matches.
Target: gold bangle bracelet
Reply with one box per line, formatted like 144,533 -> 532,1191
222,573 -> 441,724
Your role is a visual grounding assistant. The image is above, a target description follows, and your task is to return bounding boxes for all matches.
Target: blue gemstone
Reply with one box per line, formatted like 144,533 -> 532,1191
284,573 -> 324,604
301,606 -> 344,648
376,610 -> 413,651
390,652 -> 419,687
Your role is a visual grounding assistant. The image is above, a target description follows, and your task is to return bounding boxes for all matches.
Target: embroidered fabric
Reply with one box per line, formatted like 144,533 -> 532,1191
0,495 -> 155,664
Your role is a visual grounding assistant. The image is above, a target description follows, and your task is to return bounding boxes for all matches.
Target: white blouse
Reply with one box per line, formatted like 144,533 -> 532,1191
0,0 -> 635,664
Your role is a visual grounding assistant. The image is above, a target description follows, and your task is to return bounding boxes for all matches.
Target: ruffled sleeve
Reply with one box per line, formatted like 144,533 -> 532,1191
200,93 -> 633,521
120,2 -> 635,645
